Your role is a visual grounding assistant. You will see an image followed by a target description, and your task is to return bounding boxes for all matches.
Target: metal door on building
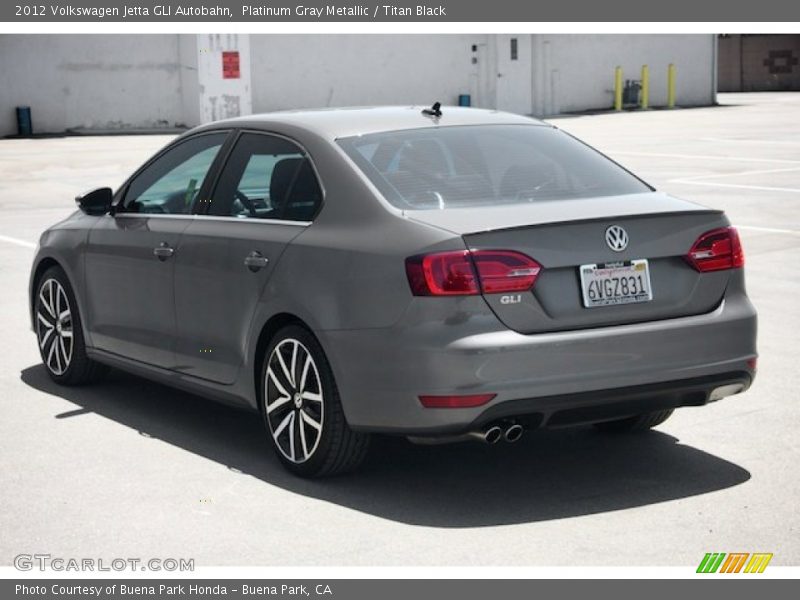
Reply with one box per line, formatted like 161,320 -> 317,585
494,35 -> 533,115
471,35 -> 533,115
718,34 -> 800,92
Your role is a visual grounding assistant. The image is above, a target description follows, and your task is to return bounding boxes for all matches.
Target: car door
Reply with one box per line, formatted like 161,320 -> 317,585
84,132 -> 230,368
172,131 -> 323,383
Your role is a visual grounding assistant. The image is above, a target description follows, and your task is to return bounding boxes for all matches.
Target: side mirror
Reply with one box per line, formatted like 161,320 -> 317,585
75,187 -> 113,215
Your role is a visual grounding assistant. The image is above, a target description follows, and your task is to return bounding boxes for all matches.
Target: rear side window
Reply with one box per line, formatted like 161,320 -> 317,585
208,132 -> 322,222
337,125 -> 650,210
122,133 -> 227,214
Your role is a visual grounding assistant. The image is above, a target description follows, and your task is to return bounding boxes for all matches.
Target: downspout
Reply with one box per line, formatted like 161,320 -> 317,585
711,34 -> 719,105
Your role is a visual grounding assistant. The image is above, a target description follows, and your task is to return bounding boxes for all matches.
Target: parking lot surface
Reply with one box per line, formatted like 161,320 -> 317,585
0,93 -> 798,566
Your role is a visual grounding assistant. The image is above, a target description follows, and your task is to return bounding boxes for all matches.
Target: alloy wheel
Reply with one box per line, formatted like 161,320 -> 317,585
37,278 -> 73,376
264,338 -> 324,463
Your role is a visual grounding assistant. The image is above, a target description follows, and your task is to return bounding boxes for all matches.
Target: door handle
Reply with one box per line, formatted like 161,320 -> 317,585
244,251 -> 269,272
153,242 -> 174,261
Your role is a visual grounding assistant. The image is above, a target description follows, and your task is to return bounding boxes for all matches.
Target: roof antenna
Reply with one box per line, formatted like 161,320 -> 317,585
422,102 -> 442,118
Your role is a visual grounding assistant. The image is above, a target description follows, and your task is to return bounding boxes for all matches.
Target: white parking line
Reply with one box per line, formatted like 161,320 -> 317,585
0,234 -> 36,249
676,166 -> 800,182
738,225 -> 800,236
699,137 -> 800,147
670,179 -> 800,194
667,164 -> 800,194
608,151 -> 800,165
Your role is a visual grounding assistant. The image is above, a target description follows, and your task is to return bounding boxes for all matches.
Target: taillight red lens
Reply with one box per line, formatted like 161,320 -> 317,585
685,227 -> 744,272
471,250 -> 541,293
419,393 -> 496,408
405,251 -> 480,296
406,249 -> 541,296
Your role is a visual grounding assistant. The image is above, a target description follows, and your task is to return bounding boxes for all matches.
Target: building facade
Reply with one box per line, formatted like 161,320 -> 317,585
718,34 -> 800,92
0,34 -> 718,136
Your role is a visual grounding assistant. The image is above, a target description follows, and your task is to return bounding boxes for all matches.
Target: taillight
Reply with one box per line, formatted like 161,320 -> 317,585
405,251 -> 480,296
685,227 -> 744,272
471,250 -> 541,293
405,250 -> 541,296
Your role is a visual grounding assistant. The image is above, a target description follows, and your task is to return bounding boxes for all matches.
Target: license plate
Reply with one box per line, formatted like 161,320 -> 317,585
579,259 -> 653,308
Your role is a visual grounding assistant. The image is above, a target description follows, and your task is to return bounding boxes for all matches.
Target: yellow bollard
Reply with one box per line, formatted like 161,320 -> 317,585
614,66 -> 623,111
667,63 -> 676,109
640,65 -> 649,109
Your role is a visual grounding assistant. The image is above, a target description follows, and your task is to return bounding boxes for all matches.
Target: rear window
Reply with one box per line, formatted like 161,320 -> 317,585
337,124 -> 650,210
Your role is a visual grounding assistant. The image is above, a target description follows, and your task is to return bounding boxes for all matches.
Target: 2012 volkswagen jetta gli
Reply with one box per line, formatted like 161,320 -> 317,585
29,106 -> 757,477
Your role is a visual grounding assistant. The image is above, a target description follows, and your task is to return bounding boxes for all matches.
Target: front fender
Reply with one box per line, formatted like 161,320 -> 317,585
29,218 -> 93,345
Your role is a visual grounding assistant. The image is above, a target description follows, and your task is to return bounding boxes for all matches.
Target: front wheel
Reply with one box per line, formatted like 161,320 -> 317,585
260,325 -> 370,477
34,266 -> 107,385
593,409 -> 674,433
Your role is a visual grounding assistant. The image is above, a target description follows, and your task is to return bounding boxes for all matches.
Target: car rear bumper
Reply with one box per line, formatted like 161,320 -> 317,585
320,291 -> 757,434
466,370 -> 752,431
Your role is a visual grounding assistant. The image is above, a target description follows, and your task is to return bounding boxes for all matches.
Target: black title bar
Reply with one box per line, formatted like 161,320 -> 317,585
4,0 -> 800,22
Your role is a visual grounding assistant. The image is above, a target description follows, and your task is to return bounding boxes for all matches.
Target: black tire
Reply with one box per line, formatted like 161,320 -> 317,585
259,325 -> 370,477
34,266 -> 108,385
594,409 -> 674,433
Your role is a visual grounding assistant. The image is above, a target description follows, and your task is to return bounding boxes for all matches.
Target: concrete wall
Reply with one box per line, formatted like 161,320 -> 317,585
719,34 -> 800,92
0,35 -> 187,136
0,34 -> 719,136
533,34 -> 716,115
249,34 -> 482,112
249,33 -> 716,118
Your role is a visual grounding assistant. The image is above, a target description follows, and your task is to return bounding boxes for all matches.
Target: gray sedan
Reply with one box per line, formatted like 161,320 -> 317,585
29,106 -> 757,477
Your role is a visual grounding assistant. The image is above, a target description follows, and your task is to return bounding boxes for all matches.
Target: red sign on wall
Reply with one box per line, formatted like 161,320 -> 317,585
222,51 -> 240,79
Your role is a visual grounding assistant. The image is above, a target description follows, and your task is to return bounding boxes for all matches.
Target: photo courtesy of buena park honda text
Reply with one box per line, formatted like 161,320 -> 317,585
0,0 -> 798,597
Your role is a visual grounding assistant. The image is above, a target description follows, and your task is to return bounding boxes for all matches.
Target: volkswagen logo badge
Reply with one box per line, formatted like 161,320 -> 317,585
605,225 -> 629,252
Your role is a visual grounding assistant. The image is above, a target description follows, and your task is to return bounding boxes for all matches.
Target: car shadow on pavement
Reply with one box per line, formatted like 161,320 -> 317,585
21,364 -> 751,528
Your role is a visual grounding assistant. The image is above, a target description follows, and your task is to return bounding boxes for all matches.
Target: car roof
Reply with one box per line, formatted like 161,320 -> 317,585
200,106 -> 548,140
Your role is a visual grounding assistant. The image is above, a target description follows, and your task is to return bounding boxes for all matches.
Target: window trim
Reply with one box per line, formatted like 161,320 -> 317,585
110,213 -> 311,227
112,129 -> 235,215
198,128 -> 326,224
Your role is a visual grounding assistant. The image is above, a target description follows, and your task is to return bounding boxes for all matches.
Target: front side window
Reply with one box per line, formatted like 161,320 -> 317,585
208,133 -> 322,222
122,133 -> 227,214
337,124 -> 651,210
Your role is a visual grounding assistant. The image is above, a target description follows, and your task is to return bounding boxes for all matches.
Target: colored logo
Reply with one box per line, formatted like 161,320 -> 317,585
697,552 -> 773,573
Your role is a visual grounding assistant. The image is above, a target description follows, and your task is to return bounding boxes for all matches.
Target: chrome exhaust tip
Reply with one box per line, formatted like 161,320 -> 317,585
407,424 -> 505,446
709,383 -> 746,402
504,423 -> 524,443
483,425 -> 503,445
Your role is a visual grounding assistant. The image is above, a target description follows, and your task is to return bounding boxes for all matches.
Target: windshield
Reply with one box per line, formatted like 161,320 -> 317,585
337,124 -> 651,210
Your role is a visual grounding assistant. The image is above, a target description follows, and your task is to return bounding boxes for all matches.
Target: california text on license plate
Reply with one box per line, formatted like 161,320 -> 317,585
579,259 -> 653,308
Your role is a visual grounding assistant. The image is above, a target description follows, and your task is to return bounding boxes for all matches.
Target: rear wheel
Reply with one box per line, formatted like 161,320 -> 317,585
593,409 -> 674,433
260,325 -> 370,477
34,266 -> 107,385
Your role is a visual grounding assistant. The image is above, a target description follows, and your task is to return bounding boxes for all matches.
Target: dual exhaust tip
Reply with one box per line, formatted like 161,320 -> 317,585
473,423 -> 523,444
407,422 -> 524,446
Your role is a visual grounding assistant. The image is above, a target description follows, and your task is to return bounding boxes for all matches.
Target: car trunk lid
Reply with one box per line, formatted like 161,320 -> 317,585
409,192 -> 733,333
